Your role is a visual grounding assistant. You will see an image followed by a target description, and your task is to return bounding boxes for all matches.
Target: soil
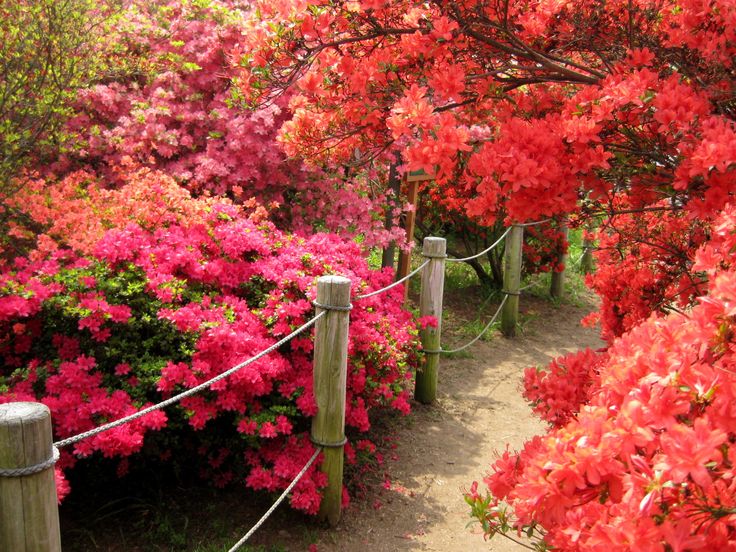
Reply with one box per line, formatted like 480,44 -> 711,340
60,286 -> 603,552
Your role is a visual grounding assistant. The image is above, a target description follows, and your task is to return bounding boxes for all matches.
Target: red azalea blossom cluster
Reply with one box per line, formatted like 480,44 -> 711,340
0,193 -> 420,513
521,223 -> 569,275
466,205 -> 736,549
585,205 -> 710,343
523,348 -> 606,428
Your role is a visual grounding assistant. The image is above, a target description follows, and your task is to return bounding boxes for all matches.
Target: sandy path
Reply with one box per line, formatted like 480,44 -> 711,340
250,294 -> 604,552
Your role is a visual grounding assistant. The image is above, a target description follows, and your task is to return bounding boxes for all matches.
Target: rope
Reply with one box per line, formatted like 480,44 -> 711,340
518,275 -> 546,292
424,294 -> 508,355
444,218 -> 553,264
313,301 -> 353,312
55,312 -> 326,449
518,219 -> 552,227
568,251 -> 584,268
0,446 -> 59,477
355,259 -> 430,300
310,435 -> 347,448
228,448 -> 321,552
446,227 -> 511,263
569,245 -> 596,268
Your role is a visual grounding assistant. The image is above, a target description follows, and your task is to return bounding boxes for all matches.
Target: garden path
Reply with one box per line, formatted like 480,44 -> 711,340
254,290 -> 604,552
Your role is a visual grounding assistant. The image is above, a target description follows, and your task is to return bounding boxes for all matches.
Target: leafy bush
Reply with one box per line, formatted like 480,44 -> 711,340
466,206 -> 736,549
0,189 -> 420,513
62,0 -> 405,248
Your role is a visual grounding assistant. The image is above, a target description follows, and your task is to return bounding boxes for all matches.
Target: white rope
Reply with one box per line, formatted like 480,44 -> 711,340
568,251 -> 584,267
569,245 -> 596,268
518,275 -> 546,292
355,259 -> 430,300
54,312 -> 326,449
518,218 -> 552,227
228,448 -> 321,552
446,227 -> 511,263
444,218 -> 553,264
431,294 -> 508,355
0,446 -> 59,477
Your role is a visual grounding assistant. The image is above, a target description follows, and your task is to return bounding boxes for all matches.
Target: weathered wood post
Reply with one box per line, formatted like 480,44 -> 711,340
580,236 -> 595,274
550,224 -> 569,299
397,169 -> 433,301
0,402 -> 61,552
414,237 -> 446,404
311,275 -> 351,526
396,175 -> 420,299
501,225 -> 523,337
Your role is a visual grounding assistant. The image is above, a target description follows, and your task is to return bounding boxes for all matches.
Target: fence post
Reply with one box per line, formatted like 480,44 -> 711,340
550,224 -> 568,299
501,225 -> 523,337
311,275 -> 351,526
396,176 -> 420,302
0,402 -> 61,552
415,237 -> 446,404
581,236 -> 595,274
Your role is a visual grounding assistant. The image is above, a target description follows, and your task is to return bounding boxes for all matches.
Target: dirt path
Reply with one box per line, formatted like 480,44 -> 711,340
249,292 -> 604,552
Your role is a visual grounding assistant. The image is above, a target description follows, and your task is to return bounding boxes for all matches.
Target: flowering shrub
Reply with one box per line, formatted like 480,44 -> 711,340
239,0 -> 735,347
585,204 -> 710,343
521,223 -> 569,276
60,0 -> 405,248
0,198 -> 420,513
523,348 -> 606,428
465,206 -> 736,549
1,166 -> 222,260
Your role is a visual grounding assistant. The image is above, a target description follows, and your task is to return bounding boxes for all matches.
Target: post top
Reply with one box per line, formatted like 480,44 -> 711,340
422,236 -> 446,255
317,275 -> 351,285
0,402 -> 50,423
316,274 -> 351,306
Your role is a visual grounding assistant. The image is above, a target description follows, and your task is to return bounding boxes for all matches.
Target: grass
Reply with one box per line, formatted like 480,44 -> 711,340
520,228 -> 593,308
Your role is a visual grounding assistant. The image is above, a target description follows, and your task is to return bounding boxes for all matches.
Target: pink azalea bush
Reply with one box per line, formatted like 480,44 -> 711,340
0,186 -> 420,512
61,0 -> 406,248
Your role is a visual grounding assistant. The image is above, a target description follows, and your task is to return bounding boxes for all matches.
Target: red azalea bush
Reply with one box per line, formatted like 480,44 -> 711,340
585,205 -> 710,343
239,0 -> 735,331
0,192 -> 420,512
465,205 -> 736,549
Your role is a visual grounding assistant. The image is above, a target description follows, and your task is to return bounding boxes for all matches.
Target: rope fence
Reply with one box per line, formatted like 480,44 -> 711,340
0,217 -> 566,551
568,244 -> 597,269
355,259 -> 429,300
228,448 -> 321,552
54,311 -> 326,449
519,218 -> 552,227
425,294 -> 509,355
446,227 -> 511,263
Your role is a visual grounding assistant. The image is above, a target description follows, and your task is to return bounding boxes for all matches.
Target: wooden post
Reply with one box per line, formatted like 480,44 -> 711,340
0,402 -> 61,552
414,237 -> 446,404
381,161 -> 402,269
311,276 -> 350,526
581,236 -> 595,274
550,224 -> 568,299
396,176 -> 420,300
501,225 -> 523,337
